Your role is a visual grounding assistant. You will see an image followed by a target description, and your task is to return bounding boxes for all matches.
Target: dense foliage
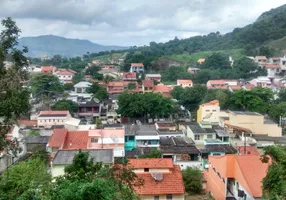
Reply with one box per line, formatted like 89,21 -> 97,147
117,92 -> 174,120
51,99 -> 79,115
261,146 -> 286,200
182,167 -> 203,194
87,82 -> 108,101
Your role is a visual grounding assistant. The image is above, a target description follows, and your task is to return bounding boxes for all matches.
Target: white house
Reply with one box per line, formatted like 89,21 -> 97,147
55,69 -> 76,84
37,110 -> 71,127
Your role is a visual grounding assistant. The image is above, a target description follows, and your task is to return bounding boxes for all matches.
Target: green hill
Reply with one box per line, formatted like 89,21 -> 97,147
18,35 -> 128,58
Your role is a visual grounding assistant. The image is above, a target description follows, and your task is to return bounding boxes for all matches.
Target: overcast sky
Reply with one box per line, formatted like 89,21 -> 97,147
0,0 -> 285,46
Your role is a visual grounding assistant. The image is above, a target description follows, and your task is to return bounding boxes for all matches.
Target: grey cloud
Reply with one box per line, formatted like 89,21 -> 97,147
0,0 -> 285,46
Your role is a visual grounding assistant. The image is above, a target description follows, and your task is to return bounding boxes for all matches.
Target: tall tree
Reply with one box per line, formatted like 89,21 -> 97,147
51,99 -> 78,115
261,146 -> 286,200
87,82 -> 108,101
181,84 -> 207,111
182,167 -> 203,194
0,17 -> 30,156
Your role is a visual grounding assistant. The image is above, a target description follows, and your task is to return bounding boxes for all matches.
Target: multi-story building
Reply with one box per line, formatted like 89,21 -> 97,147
41,66 -> 56,74
129,63 -> 144,73
145,74 -> 161,82
197,100 -> 220,123
142,80 -> 154,93
55,69 -> 76,84
37,110 -> 71,127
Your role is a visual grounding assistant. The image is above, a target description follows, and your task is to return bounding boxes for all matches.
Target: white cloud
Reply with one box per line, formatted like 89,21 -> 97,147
0,0 -> 285,46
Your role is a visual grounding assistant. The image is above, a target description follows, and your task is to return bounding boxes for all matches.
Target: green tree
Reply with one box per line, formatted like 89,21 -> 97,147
63,83 -> 74,91
202,53 -> 230,69
277,88 -> 286,102
268,102 -> 286,123
103,75 -> 115,83
85,66 -> 103,80
0,17 -> 30,156
0,158 -> 51,200
28,129 -> 40,136
170,86 -> 184,100
72,73 -> 83,84
259,46 -> 274,58
261,146 -> 286,200
233,57 -> 259,78
139,148 -> 162,158
87,83 -> 108,101
30,145 -> 50,164
182,167 -> 203,194
181,84 -> 208,111
127,83 -> 137,90
51,99 -> 78,115
29,73 -> 63,96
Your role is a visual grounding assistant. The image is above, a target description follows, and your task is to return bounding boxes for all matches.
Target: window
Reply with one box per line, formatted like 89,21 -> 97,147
91,138 -> 98,143
154,196 -> 159,200
144,168 -> 149,172
206,110 -> 210,112
207,134 -> 213,139
212,110 -> 216,112
195,135 -> 200,140
166,194 -> 172,200
236,182 -> 239,190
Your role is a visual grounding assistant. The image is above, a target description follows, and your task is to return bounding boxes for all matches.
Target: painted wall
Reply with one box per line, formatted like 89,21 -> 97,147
51,164 -> 66,177
197,104 -> 220,123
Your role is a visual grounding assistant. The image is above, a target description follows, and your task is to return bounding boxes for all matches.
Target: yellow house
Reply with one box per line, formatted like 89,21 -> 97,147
197,100 -> 220,123
226,111 -> 282,137
142,80 -> 154,93
51,149 -> 114,177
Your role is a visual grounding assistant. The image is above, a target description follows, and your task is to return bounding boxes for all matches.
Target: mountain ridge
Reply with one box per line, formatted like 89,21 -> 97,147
18,35 -> 128,58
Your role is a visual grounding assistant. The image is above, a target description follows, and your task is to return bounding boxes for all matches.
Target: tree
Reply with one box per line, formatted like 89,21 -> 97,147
72,73 -> 83,84
29,73 -> 63,96
30,145 -> 50,164
87,83 -> 108,101
103,75 -> 115,83
261,146 -> 286,200
63,83 -> 74,91
0,17 -> 30,157
85,66 -> 103,80
127,83 -> 137,90
202,53 -> 230,69
51,99 -> 78,115
139,148 -> 162,158
268,102 -> 286,123
170,86 -> 184,100
182,167 -> 203,194
181,84 -> 208,111
0,158 -> 51,199
233,57 -> 259,78
259,46 -> 274,58
277,88 -> 286,102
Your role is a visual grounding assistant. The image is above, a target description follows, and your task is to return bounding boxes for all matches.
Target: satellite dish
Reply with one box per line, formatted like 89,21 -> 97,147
151,172 -> 163,181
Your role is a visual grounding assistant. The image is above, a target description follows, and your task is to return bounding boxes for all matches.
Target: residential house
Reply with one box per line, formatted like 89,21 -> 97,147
133,125 -> 160,148
129,158 -> 185,200
197,100 -> 220,123
107,81 -> 140,94
279,55 -> 286,72
225,111 -> 282,137
130,63 -> 144,73
37,110 -> 72,127
187,67 -> 201,74
155,121 -> 177,131
177,79 -> 193,88
197,58 -> 205,64
260,63 -> 280,78
204,155 -> 269,200
157,130 -> 184,138
254,56 -> 267,64
153,85 -> 174,97
142,80 -> 154,93
17,120 -> 37,129
269,57 -> 281,64
55,69 -> 76,84
99,65 -> 120,78
199,144 -> 237,158
25,136 -> 50,151
207,80 -> 238,89
249,76 -> 271,88
51,149 -> 113,177
145,74 -> 161,82
122,72 -> 137,81
70,81 -> 93,100
160,137 -> 201,169
41,66 -> 56,74
186,122 -> 217,144
77,102 -> 101,119
74,81 -> 92,94
47,128 -> 125,157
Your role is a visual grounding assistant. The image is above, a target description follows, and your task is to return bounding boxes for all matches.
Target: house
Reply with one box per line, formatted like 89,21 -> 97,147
157,130 -> 184,138
77,102 -> 101,119
145,74 -> 161,82
249,76 -> 271,88
225,111 -> 282,137
160,137 -> 201,169
129,158 -> 185,200
51,149 -> 113,177
204,155 -> 269,200
47,128 -> 125,157
130,124 -> 160,148
254,56 -> 267,64
260,63 -> 280,78
155,121 -> 176,131
153,85 -> 174,97
269,57 -> 281,64
199,144 -> 237,159
122,72 -> 137,81
73,81 -> 92,94
25,136 -> 50,151
41,66 -> 56,74
197,58 -> 205,64
55,69 -> 76,84
130,63 -> 144,73
99,65 -> 120,78
17,120 -> 37,129
37,110 -> 72,127
187,67 -> 201,74
142,80 -> 154,93
177,79 -> 193,88
106,81 -> 138,94
186,122 -> 217,144
197,100 -> 221,123
206,80 -> 238,89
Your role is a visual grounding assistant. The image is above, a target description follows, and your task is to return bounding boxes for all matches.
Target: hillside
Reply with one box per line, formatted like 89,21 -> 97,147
18,35 -> 128,58
123,4 -> 286,71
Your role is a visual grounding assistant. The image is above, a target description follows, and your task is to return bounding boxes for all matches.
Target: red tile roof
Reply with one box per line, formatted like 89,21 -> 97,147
134,165 -> 185,195
237,146 -> 260,156
123,72 -> 136,79
271,57 -> 281,61
47,129 -> 68,147
131,63 -> 144,67
41,66 -> 56,72
201,100 -> 219,106
56,70 -> 75,75
63,131 -> 89,149
208,79 -> 237,85
177,79 -> 193,84
208,155 -> 269,198
129,158 -> 173,169
153,85 -> 173,93
142,80 -> 154,88
39,110 -> 69,116
17,120 -> 37,127
261,64 -> 280,69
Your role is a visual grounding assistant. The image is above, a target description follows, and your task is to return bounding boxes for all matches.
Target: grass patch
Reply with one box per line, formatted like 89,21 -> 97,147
91,52 -> 125,63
